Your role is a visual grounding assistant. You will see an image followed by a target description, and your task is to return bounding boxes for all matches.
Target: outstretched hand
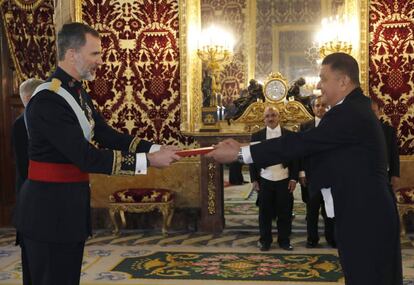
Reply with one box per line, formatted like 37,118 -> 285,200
147,148 -> 181,168
160,145 -> 181,152
206,138 -> 242,163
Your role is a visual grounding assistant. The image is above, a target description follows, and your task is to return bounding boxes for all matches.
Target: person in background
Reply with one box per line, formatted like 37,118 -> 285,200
371,100 -> 400,191
249,107 -> 298,251
299,96 -> 335,248
12,78 -> 44,195
11,78 -> 44,284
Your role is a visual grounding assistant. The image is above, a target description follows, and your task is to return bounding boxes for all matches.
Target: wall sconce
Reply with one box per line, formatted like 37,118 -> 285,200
197,26 -> 234,131
315,15 -> 354,57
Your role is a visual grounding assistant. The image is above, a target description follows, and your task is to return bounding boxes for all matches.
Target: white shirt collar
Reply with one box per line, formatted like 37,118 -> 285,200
315,116 -> 321,127
266,125 -> 281,139
335,98 -> 345,106
267,125 -> 281,133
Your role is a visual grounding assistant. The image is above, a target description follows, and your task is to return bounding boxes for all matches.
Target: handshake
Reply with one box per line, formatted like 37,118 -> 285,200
149,139 -> 244,168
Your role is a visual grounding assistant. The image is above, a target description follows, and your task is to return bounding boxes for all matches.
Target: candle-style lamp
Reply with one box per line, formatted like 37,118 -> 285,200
197,26 -> 234,131
315,15 -> 354,57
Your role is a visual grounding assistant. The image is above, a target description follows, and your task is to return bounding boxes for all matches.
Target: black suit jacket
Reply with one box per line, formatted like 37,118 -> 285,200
298,119 -> 316,201
249,127 -> 299,183
381,122 -> 399,178
299,119 -> 316,175
12,114 -> 29,195
249,88 -> 401,284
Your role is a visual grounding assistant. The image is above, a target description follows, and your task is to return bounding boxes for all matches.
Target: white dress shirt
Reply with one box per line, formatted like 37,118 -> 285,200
259,125 -> 289,181
135,144 -> 161,175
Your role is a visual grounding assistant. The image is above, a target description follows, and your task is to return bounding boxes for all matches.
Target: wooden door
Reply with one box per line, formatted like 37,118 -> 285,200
0,14 -> 23,226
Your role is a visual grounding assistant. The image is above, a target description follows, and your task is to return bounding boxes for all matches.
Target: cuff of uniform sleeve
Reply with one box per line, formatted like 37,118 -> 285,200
299,171 -> 306,178
241,146 -> 253,164
135,153 -> 147,175
149,144 -> 161,153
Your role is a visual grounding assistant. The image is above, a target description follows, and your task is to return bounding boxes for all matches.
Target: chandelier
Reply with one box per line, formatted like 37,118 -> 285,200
315,15 -> 353,57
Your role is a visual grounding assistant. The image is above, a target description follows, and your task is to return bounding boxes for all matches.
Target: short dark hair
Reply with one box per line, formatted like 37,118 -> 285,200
57,22 -> 100,61
321,52 -> 360,85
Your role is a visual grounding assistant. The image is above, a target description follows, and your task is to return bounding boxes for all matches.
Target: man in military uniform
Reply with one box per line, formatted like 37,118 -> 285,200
14,23 -> 180,285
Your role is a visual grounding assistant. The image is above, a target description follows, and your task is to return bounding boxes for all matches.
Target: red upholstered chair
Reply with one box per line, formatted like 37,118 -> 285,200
395,186 -> 414,236
109,188 -> 175,235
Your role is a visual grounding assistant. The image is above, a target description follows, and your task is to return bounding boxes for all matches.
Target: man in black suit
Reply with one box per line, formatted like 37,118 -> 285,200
371,100 -> 400,191
12,78 -> 44,195
208,52 -> 402,285
249,107 -> 298,251
299,96 -> 336,248
11,78 -> 44,285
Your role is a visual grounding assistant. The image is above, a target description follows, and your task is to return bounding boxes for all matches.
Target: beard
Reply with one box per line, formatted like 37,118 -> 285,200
74,55 -> 96,81
75,64 -> 96,81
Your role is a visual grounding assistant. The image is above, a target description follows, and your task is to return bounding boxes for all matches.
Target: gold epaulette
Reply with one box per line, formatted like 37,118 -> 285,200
129,137 -> 142,152
49,78 -> 62,92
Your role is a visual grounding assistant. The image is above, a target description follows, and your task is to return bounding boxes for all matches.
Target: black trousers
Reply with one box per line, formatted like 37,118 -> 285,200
229,162 -> 244,185
20,235 -> 85,285
302,185 -> 336,244
258,178 -> 292,246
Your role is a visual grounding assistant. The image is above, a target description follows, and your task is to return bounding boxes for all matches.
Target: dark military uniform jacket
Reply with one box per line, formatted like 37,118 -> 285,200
14,67 -> 154,243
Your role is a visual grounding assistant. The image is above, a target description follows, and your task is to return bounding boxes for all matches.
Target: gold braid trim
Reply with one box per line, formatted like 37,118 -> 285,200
129,137 -> 141,152
111,150 -> 136,176
112,150 -> 122,175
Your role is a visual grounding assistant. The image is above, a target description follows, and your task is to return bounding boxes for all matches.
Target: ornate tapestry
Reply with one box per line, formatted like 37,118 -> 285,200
201,0 -> 246,107
0,0 -> 56,81
369,0 -> 414,155
82,0 -> 193,145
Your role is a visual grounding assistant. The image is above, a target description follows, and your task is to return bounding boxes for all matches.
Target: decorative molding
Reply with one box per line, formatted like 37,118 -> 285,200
247,0 -> 256,81
74,0 -> 82,22
207,161 -> 216,215
359,0 -> 370,94
179,0 -> 201,132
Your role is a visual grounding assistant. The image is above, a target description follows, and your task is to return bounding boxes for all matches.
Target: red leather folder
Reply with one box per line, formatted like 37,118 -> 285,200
176,146 -> 214,157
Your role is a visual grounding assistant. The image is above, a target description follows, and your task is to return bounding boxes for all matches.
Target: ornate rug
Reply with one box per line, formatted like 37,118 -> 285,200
112,251 -> 342,281
223,183 -> 253,201
0,245 -> 343,284
0,230 -> 413,285
225,201 -> 306,216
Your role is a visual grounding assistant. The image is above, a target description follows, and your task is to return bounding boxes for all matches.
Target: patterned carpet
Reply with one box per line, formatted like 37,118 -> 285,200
0,229 -> 413,284
113,251 -> 342,281
0,182 -> 413,284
